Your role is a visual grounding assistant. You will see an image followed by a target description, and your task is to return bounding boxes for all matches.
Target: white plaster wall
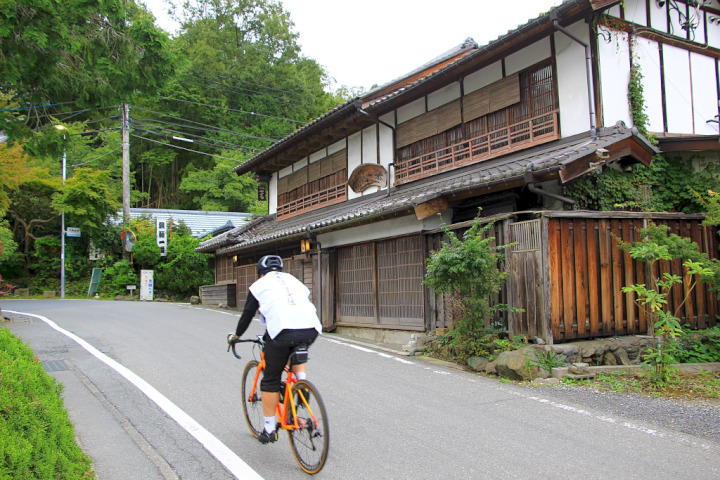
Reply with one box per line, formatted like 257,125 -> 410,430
606,5 -> 621,18
378,112 -> 394,191
328,139 -> 345,155
269,172 -> 277,215
427,82 -> 460,111
707,14 -> 720,49
649,1 -> 667,32
463,61 -> 502,94
362,125 -> 378,164
279,165 -> 292,178
663,44 -> 694,134
624,0 -> 647,26
396,98 -> 425,124
691,52 -> 720,134
554,21 -> 591,136
505,37 -> 551,75
359,125 -> 379,196
317,212 -> 447,248
347,131 -> 363,200
309,149 -> 326,163
634,37 -> 664,133
293,157 -> 308,171
598,31 -> 633,128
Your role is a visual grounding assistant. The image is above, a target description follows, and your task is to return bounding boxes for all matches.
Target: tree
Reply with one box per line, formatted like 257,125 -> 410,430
425,213 -> 517,338
0,0 -> 177,130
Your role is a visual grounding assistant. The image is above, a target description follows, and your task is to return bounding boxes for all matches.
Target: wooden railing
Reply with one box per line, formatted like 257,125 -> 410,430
395,111 -> 559,184
277,183 -> 346,219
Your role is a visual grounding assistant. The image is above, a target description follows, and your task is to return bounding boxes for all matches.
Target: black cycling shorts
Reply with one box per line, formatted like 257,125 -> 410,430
260,328 -> 318,393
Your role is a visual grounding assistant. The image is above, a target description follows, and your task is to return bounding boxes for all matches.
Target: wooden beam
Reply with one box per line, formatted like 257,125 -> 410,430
559,138 -> 654,183
414,196 -> 451,220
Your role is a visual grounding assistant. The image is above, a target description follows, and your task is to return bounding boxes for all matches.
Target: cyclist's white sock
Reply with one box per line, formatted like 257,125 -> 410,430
296,371 -> 306,381
264,416 -> 276,433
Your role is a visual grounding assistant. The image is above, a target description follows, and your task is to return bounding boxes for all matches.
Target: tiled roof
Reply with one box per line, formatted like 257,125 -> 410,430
113,208 -> 252,238
198,123 -> 655,254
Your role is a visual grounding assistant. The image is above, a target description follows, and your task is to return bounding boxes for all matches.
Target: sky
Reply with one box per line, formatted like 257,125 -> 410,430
143,0 -> 564,92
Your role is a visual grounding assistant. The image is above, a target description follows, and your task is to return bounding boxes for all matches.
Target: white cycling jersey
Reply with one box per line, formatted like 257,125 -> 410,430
249,271 -> 322,339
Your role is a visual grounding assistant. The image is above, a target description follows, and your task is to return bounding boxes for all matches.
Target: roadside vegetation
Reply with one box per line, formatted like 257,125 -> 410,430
0,327 -> 95,479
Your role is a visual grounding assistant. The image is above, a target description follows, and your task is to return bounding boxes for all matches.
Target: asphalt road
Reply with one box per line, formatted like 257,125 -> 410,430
2,299 -> 719,479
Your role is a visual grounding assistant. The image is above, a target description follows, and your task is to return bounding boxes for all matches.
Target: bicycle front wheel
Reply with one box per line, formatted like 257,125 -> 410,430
288,380 -> 329,474
241,360 -> 264,438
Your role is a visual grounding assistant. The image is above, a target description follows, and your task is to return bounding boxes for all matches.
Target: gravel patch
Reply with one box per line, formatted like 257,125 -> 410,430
521,383 -> 720,444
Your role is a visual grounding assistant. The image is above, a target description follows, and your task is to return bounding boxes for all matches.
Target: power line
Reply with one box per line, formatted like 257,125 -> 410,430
131,133 -> 246,163
130,107 -> 277,142
0,100 -> 76,112
132,120 -> 262,152
182,75 -> 327,110
133,126 -> 258,153
157,95 -> 305,124
71,144 -> 123,167
191,69 -> 325,104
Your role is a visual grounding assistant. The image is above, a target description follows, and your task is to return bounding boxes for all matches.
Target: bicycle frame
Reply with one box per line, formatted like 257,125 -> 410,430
247,350 -> 320,432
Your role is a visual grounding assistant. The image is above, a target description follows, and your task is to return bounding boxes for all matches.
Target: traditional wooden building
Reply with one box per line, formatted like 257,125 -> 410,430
198,0 -> 720,343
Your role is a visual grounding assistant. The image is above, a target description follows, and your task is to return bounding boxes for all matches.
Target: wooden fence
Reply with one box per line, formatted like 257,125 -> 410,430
426,211 -> 719,343
545,213 -> 718,341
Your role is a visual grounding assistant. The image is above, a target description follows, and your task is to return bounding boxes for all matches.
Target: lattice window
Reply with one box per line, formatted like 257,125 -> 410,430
377,237 -> 423,319
235,264 -> 257,306
216,255 -> 235,283
395,61 -> 558,184
337,245 -> 376,318
337,236 -> 424,327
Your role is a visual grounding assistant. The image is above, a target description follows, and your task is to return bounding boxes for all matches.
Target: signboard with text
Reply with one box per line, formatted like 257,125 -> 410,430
156,218 -> 167,257
140,270 -> 154,301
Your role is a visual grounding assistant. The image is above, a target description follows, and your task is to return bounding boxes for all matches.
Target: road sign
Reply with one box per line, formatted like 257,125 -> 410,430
66,227 -> 81,237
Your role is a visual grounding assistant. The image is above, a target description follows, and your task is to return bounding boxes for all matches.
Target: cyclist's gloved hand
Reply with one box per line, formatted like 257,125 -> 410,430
227,333 -> 239,345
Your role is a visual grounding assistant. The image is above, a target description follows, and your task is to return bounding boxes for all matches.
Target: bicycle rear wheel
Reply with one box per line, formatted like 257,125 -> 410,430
241,360 -> 264,438
288,380 -> 329,474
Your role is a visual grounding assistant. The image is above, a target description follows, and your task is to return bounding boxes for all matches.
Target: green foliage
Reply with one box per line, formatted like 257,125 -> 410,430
430,330 -> 526,363
564,154 -> 720,212
622,236 -> 712,383
675,327 -> 720,363
628,62 -> 652,142
0,328 -> 95,479
99,260 -> 139,297
155,234 -> 214,297
425,213 -> 518,338
529,349 -> 566,373
0,0 -> 177,118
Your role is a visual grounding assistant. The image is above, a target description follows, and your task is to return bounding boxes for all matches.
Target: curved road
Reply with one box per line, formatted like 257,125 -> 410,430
2,299 -> 719,479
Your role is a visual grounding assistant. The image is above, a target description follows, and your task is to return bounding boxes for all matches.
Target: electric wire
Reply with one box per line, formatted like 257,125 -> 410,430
70,144 -> 123,167
132,120 -> 262,151
131,133 -> 245,162
181,77 -> 327,112
133,126 -> 257,153
190,69 -> 326,103
130,107 -> 278,142
156,95 -> 305,124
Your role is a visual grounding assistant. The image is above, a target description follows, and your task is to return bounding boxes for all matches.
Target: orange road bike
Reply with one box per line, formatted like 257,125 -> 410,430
227,335 -> 329,474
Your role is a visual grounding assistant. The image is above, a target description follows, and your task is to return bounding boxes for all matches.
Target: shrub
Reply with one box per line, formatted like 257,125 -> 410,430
0,328 -> 95,479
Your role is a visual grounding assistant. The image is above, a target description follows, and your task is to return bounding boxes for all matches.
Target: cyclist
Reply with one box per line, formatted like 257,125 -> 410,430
229,255 -> 321,444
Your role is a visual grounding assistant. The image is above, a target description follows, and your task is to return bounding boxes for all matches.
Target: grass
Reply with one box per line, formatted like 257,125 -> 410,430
0,327 -> 96,479
562,370 -> 720,399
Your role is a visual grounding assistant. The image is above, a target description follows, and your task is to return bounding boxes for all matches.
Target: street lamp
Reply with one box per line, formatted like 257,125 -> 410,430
55,125 -> 67,298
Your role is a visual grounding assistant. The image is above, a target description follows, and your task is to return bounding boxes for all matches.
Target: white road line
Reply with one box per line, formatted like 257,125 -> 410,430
5,310 -> 263,480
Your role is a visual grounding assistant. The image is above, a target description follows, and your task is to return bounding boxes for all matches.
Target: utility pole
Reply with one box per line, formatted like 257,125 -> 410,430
122,103 -> 131,222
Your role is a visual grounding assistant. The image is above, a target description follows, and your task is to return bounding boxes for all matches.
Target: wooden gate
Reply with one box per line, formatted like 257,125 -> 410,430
507,219 -> 547,339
